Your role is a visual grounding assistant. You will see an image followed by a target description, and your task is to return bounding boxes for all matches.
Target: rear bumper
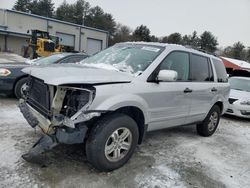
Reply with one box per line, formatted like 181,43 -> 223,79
225,103 -> 250,119
19,100 -> 88,144
0,77 -> 15,94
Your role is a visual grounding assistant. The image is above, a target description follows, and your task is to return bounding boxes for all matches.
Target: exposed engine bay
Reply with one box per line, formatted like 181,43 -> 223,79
23,77 -> 101,132
19,77 -> 103,165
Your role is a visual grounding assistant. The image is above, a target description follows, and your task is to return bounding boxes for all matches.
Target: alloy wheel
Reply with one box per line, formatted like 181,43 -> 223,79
105,127 -> 132,162
208,111 -> 218,132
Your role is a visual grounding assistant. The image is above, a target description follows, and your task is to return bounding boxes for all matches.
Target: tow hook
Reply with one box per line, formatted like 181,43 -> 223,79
22,135 -> 58,167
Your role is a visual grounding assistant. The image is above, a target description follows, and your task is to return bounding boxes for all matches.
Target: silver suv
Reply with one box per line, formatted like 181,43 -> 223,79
19,42 -> 230,171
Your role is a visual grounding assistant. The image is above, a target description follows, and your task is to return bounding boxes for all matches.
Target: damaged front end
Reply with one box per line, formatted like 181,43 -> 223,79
19,77 -> 102,164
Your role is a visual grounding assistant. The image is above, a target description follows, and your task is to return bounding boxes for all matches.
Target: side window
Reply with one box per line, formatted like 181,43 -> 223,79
160,51 -> 190,81
73,56 -> 87,62
190,54 -> 212,82
59,56 -> 84,64
58,57 -> 73,64
212,58 -> 228,82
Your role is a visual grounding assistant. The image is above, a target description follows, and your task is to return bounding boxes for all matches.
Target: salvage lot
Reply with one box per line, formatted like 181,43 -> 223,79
0,96 -> 249,188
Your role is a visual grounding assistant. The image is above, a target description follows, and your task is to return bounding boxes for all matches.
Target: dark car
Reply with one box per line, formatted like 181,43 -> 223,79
0,53 -> 88,98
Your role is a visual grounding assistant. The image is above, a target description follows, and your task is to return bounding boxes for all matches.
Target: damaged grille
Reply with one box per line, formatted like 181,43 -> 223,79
26,77 -> 51,118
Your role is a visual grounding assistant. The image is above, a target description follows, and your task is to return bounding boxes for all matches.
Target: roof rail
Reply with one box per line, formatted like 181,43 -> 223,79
184,45 -> 218,57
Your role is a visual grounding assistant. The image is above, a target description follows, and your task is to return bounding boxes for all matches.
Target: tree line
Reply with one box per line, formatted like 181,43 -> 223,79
13,0 -> 250,62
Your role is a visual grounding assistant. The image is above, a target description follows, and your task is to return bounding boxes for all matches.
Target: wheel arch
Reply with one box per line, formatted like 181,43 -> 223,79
114,106 -> 147,145
214,101 -> 223,114
89,94 -> 150,144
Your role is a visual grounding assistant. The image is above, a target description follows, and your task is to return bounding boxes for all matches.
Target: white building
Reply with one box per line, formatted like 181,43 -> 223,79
0,9 -> 109,55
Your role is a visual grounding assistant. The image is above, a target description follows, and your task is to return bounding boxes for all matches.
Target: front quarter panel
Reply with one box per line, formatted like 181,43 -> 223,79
88,83 -> 150,124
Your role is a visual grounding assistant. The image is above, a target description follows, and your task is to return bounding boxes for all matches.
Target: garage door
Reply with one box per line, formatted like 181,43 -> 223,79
87,38 -> 102,55
56,32 -> 75,47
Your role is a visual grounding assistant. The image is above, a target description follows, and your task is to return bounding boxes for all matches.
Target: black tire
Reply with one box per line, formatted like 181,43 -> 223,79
14,77 -> 28,99
196,105 -> 221,137
86,113 -> 139,172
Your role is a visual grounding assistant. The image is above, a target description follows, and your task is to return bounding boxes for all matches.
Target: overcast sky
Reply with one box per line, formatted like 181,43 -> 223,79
2,0 -> 250,47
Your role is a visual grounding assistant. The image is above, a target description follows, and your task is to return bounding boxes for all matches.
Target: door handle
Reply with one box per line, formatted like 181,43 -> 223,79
211,87 -> 217,92
184,88 -> 193,93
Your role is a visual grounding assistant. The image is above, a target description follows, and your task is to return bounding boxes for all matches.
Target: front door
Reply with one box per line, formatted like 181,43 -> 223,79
143,51 -> 192,131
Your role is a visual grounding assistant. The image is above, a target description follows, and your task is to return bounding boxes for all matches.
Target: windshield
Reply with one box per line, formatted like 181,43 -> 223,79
30,54 -> 67,65
229,77 -> 250,92
80,44 -> 164,75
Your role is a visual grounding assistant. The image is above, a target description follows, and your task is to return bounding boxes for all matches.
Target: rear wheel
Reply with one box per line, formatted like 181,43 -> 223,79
14,77 -> 28,99
196,105 -> 221,137
86,113 -> 139,172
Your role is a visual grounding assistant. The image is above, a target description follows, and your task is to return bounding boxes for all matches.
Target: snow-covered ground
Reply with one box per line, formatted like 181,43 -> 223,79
0,97 -> 250,188
0,53 -> 27,63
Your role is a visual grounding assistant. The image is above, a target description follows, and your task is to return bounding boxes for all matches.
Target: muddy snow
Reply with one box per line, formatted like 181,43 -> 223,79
0,96 -> 250,188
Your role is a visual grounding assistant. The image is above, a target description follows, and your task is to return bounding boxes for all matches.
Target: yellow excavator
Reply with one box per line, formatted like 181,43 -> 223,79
22,30 -> 62,59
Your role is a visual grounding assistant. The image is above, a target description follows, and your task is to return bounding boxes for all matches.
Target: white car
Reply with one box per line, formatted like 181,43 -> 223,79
226,76 -> 250,118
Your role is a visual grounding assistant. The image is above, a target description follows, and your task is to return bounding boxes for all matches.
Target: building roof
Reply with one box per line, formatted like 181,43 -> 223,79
1,9 -> 109,34
221,57 -> 250,69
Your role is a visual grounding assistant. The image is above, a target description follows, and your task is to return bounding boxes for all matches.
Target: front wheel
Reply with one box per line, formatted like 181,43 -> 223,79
196,105 -> 221,137
86,113 -> 139,172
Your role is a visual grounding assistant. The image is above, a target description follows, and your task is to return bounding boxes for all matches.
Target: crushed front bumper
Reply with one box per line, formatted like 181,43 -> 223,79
19,100 -> 88,144
19,99 -> 89,165
19,100 -> 51,133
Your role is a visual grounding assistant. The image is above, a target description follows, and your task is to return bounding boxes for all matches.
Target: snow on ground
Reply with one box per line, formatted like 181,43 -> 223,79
0,53 -> 27,63
0,96 -> 250,188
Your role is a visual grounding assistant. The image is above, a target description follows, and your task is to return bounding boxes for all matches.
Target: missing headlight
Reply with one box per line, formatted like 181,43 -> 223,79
61,90 -> 89,117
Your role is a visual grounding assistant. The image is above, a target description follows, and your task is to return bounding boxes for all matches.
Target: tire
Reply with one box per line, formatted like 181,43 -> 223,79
86,113 -> 139,172
196,105 -> 221,137
14,77 -> 28,99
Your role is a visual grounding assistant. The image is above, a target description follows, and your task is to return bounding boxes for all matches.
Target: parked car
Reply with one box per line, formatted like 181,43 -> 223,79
19,42 -> 230,171
0,53 -> 88,98
226,76 -> 250,118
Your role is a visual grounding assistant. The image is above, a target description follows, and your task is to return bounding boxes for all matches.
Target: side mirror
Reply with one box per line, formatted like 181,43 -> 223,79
157,70 -> 178,82
27,30 -> 30,34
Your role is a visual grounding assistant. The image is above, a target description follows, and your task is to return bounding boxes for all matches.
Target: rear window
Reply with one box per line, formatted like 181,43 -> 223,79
190,54 -> 213,82
212,59 -> 228,82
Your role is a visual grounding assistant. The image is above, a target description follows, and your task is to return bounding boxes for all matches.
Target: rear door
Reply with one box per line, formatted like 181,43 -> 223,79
185,53 -> 216,124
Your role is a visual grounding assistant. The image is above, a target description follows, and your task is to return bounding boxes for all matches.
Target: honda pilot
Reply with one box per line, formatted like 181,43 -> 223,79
19,42 -> 230,171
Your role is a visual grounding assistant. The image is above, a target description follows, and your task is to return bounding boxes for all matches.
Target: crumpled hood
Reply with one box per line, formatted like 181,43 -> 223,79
22,64 -> 133,85
230,89 -> 250,100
